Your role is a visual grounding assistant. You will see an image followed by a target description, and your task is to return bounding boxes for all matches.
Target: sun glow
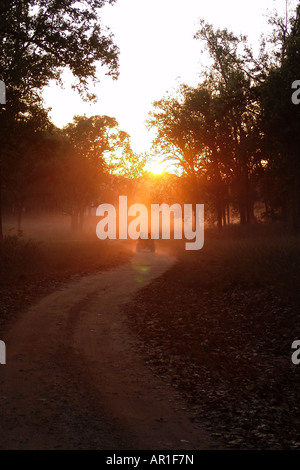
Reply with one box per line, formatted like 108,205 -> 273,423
42,1 -> 285,155
147,162 -> 166,175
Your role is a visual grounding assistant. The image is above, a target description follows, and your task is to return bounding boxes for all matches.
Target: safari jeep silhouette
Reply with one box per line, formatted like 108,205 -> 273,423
136,233 -> 155,253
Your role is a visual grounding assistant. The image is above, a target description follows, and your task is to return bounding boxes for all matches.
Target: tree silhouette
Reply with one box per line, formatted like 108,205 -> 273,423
0,0 -> 119,239
259,3 -> 300,232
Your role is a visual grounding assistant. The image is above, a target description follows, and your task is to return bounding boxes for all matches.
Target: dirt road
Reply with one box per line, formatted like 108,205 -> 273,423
0,250 -> 216,450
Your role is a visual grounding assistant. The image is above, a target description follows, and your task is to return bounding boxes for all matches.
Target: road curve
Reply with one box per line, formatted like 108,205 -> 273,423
0,251 -> 216,450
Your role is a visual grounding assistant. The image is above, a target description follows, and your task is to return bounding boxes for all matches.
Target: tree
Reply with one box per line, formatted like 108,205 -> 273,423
0,0 -> 119,239
56,114 -> 144,232
3,111 -> 56,233
148,21 -> 264,228
58,115 -> 117,232
53,143 -> 106,233
259,3 -> 300,233
194,21 -> 262,225
147,86 -> 225,229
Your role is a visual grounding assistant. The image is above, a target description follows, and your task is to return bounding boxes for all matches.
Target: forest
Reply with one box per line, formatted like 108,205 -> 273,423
1,0 -> 300,452
0,1 -> 299,240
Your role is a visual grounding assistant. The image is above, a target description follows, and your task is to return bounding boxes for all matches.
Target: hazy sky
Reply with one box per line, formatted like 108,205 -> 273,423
43,0 -> 292,154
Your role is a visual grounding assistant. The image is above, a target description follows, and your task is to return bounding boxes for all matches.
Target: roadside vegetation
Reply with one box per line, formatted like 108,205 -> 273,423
0,235 -> 132,332
125,225 -> 300,449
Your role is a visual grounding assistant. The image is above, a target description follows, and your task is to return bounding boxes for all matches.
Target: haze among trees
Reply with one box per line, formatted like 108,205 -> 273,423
0,0 -> 299,238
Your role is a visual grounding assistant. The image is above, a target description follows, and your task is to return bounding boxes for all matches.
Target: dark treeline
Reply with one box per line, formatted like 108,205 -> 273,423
0,0 -> 145,237
0,1 -> 300,238
148,2 -> 300,233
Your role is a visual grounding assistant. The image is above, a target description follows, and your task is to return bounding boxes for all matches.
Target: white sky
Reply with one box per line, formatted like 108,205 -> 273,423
42,0 -> 293,154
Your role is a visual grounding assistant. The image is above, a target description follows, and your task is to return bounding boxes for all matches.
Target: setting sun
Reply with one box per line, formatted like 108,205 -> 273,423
147,161 -> 166,175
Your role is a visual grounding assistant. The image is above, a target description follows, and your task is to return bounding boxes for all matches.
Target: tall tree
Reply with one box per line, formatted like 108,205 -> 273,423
259,3 -> 300,233
59,115 -> 119,232
57,114 -> 144,232
194,21 -> 262,225
2,109 -> 55,233
0,0 -> 119,239
147,85 -> 225,228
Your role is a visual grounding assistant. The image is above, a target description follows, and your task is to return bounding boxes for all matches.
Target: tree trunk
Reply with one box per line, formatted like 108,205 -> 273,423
222,200 -> 227,227
216,195 -> 223,231
239,202 -> 247,225
71,211 -> 79,233
17,204 -> 24,235
226,202 -> 230,225
246,201 -> 255,224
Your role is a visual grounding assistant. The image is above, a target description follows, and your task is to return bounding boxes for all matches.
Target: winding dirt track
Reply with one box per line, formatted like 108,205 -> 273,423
0,251 -> 216,450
